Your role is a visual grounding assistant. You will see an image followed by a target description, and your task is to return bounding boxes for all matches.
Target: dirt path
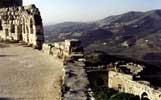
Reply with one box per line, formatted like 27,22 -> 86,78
0,43 -> 63,100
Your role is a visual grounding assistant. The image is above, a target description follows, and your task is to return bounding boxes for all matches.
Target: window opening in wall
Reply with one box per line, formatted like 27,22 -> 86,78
118,84 -> 122,90
0,20 -> 2,30
30,19 -> 33,34
5,29 -> 9,36
141,92 -> 150,100
23,24 -> 25,33
11,25 -> 15,33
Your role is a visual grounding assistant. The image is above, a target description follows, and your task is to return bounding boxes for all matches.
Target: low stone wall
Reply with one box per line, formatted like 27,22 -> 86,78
42,39 -> 95,100
62,60 -> 94,100
42,39 -> 83,59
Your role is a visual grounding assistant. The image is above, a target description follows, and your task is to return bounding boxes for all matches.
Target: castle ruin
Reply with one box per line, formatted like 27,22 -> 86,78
0,0 -> 22,8
0,0 -> 161,100
0,0 -> 44,49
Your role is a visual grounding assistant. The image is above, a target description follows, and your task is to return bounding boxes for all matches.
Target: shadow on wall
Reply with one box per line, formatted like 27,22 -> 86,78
0,44 -> 10,48
0,98 -> 12,100
0,55 -> 17,57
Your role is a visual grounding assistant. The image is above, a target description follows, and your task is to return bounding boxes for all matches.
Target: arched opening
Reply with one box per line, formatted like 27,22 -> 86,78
30,19 -> 34,34
0,20 -> 3,30
141,92 -> 150,100
11,25 -> 15,33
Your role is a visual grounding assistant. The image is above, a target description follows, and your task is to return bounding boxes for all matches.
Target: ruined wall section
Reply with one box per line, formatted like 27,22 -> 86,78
42,39 -> 83,59
42,39 -> 95,100
108,71 -> 161,100
0,4 -> 44,49
0,0 -> 22,8
62,60 -> 94,100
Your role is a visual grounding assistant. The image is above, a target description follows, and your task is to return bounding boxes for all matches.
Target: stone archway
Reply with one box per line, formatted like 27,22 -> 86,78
141,92 -> 150,100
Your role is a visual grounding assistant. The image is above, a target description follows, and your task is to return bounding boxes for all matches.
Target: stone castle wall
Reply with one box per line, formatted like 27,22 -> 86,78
86,59 -> 161,100
0,1 -> 160,100
42,39 -> 83,59
0,0 -> 22,8
0,4 -> 44,49
108,71 -> 161,100
42,39 -> 161,100
42,39 -> 95,100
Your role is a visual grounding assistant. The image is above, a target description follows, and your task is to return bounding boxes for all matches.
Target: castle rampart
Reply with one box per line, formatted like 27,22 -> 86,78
42,39 -> 95,100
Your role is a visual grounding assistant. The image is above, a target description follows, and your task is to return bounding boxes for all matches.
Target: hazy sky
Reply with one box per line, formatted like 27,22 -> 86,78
23,0 -> 161,25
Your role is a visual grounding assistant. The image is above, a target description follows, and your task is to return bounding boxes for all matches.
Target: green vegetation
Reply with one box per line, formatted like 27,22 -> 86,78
93,87 -> 139,100
109,93 -> 140,100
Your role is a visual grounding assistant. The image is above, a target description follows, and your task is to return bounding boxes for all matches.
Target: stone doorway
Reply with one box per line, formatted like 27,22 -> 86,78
141,92 -> 150,100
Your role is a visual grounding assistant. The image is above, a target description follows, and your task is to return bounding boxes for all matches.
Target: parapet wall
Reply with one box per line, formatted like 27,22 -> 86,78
42,39 -> 95,100
42,39 -> 83,59
0,4 -> 44,49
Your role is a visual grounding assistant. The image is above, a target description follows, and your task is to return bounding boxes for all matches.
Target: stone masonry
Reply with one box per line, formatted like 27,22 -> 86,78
108,71 -> 161,100
0,0 -> 22,8
42,39 -> 95,100
0,0 -> 161,100
42,39 -> 83,59
87,59 -> 161,100
0,4 -> 44,49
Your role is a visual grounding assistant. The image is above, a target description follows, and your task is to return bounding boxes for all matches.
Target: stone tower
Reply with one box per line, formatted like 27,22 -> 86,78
0,0 -> 23,8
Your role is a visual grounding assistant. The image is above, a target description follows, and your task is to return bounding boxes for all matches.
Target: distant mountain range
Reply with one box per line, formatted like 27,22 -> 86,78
44,9 -> 161,66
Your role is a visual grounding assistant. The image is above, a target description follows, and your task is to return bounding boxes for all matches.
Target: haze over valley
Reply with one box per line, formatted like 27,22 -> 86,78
44,9 -> 161,67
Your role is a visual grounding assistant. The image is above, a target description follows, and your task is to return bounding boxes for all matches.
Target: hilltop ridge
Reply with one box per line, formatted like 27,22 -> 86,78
45,9 -> 161,67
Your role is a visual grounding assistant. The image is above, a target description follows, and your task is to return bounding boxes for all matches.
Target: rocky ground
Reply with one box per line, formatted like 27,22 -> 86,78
0,43 -> 63,100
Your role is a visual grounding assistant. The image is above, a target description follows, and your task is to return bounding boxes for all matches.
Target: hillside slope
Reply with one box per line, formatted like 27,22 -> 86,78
44,9 -> 161,66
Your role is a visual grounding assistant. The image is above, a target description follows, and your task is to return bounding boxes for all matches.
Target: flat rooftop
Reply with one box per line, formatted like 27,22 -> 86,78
0,43 -> 63,100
